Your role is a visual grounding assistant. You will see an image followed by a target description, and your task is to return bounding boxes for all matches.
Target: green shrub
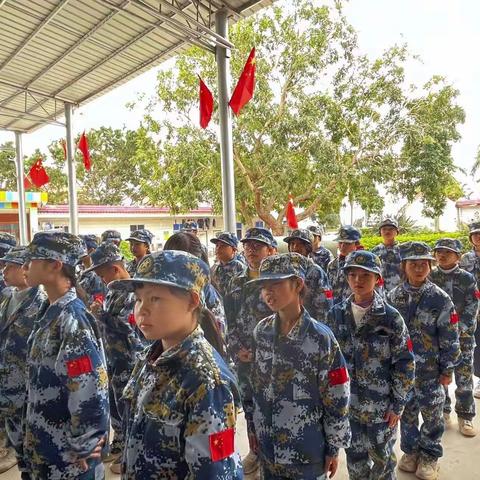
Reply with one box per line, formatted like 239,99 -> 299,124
119,240 -> 134,261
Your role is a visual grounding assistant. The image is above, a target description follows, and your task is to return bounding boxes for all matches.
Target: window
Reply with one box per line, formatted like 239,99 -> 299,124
130,224 -> 145,232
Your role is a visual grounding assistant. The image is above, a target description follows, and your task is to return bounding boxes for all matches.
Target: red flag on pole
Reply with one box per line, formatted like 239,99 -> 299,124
61,139 -> 67,160
229,48 -> 256,115
28,158 -> 49,188
24,175 -> 33,189
78,132 -> 91,170
285,194 -> 298,229
199,77 -> 214,128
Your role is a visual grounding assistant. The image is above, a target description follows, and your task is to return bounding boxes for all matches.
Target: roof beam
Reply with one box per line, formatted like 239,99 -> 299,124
0,105 -> 65,127
0,0 -> 70,73
0,79 -> 76,104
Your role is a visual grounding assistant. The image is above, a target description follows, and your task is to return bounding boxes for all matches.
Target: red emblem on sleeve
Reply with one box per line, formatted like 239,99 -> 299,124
328,367 -> 349,386
475,290 -> 480,299
450,312 -> 459,325
128,313 -> 136,326
378,277 -> 385,287
406,338 -> 413,352
324,289 -> 333,299
209,428 -> 235,462
93,294 -> 105,304
66,355 -> 93,377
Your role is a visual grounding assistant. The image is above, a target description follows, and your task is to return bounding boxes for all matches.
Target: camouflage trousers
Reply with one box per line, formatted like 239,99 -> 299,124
236,361 -> 255,437
401,379 -> 445,459
444,335 -> 476,421
5,413 -> 29,474
260,457 -> 326,480
109,367 -> 131,454
346,419 -> 397,480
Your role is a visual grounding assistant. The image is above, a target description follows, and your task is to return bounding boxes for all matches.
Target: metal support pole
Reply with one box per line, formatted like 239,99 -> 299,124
215,9 -> 237,234
14,131 -> 28,244
64,102 -> 79,235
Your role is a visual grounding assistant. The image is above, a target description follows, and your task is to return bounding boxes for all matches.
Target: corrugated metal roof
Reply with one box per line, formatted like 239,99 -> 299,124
0,0 -> 272,133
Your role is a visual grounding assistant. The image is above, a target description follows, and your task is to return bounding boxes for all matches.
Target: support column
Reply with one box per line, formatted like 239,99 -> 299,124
14,131 -> 28,244
215,9 -> 237,234
64,102 -> 78,235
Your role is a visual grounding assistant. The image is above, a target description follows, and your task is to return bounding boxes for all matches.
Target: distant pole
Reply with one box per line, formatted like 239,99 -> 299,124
64,102 -> 78,234
14,131 -> 28,244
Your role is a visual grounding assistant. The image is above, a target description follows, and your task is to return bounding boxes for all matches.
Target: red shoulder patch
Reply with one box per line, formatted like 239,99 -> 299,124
450,312 -> 459,325
66,355 -> 93,377
324,289 -> 334,299
128,313 -> 136,326
209,428 -> 235,462
328,366 -> 349,386
406,337 -> 413,352
475,290 -> 480,299
378,277 -> 385,287
93,294 -> 105,304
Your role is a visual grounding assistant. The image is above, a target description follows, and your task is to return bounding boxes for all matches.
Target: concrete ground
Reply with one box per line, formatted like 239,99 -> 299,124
2,389 -> 480,479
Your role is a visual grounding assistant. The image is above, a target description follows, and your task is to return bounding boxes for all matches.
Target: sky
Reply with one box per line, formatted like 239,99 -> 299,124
1,0 -> 479,193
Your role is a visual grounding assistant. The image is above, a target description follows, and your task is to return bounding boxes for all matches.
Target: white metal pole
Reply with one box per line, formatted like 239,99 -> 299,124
14,131 -> 28,244
64,102 -> 79,234
215,9 -> 237,234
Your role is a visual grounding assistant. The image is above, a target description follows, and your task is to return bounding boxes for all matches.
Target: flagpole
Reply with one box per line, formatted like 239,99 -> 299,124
14,131 -> 28,244
64,102 -> 79,235
215,9 -> 237,235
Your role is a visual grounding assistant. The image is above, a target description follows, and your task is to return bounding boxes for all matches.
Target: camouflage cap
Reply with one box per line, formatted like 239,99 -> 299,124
283,229 -> 314,246
240,227 -> 276,247
181,221 -> 199,232
26,231 -> 87,266
307,225 -> 324,237
80,234 -> 98,251
126,229 -> 154,245
433,238 -> 462,254
343,250 -> 382,276
109,250 -> 210,294
101,230 -> 122,243
247,252 -> 307,285
379,218 -> 399,231
0,246 -> 29,265
335,225 -> 362,243
399,241 -> 434,261
84,242 -> 124,273
210,232 -> 239,248
0,232 -> 17,256
468,221 -> 480,236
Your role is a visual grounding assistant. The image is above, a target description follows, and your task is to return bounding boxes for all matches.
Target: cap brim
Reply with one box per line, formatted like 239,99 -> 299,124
343,264 -> 381,275
108,277 -> 190,293
246,273 -> 299,285
240,237 -> 271,246
402,255 -> 435,261
335,238 -> 357,243
83,258 -> 120,274
0,257 -> 24,265
433,247 -> 460,254
210,238 -> 236,247
283,236 -> 311,245
470,230 -> 480,235
125,237 -> 149,243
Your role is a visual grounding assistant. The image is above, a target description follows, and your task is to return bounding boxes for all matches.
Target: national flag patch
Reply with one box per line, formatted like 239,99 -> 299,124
209,428 -> 235,462
475,290 -> 480,299
66,355 -> 93,377
128,313 -> 136,326
450,312 -> 459,325
324,289 -> 333,299
406,338 -> 413,352
328,366 -> 349,386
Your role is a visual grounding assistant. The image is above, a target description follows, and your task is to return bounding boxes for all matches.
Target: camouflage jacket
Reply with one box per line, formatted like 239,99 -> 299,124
211,258 -> 246,297
251,309 -> 351,475
24,289 -> 109,478
303,257 -> 333,323
121,326 -> 243,479
78,269 -> 107,306
310,246 -> 334,273
460,250 -> 480,286
430,265 -> 479,338
387,281 -> 460,381
327,256 -> 351,304
371,242 -> 402,292
325,292 -> 415,424
203,283 -> 227,337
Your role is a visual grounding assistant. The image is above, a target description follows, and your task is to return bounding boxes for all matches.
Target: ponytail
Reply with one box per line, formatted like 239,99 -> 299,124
61,264 -> 89,306
198,307 -> 227,359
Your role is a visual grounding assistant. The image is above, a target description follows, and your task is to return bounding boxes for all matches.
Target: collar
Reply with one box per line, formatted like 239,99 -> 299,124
273,307 -> 312,342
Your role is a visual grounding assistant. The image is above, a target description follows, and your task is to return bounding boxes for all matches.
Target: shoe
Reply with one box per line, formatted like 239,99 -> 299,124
415,455 -> 439,480
398,453 -> 418,473
242,450 -> 259,475
0,446 -> 17,474
458,418 -> 477,437
110,456 -> 122,474
443,412 -> 452,426
474,381 -> 480,399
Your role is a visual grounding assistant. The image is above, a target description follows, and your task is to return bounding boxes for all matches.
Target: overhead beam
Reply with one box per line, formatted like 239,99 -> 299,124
0,105 -> 65,126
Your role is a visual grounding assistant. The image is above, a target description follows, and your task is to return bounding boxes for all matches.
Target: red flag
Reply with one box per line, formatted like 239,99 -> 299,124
199,77 -> 214,128
28,158 -> 49,188
285,194 -> 298,229
78,132 -> 91,170
24,175 -> 33,189
61,139 -> 67,160
229,48 -> 256,115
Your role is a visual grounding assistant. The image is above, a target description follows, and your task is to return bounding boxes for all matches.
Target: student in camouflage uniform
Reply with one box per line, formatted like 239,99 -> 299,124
459,221 -> 480,399
0,247 -> 46,478
283,229 -> 334,321
78,234 -> 107,308
109,250 -> 243,479
388,242 -> 460,480
325,250 -> 415,480
0,232 -> 17,293
248,253 -> 351,479
430,238 -> 479,437
125,229 -> 153,275
223,227 -> 276,475
327,225 -> 362,304
85,242 -> 147,474
210,232 -> 246,297
101,229 -> 122,246
181,221 -> 210,264
371,218 -> 402,292
308,224 -> 334,272
22,232 -> 110,479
